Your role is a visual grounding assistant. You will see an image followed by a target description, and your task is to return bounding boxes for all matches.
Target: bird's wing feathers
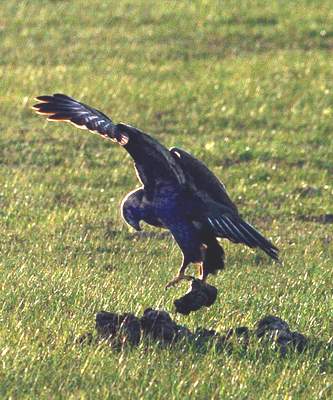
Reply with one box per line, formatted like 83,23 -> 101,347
119,124 -> 186,188
33,94 -> 185,188
170,148 -> 279,260
170,147 -> 238,214
33,93 -> 129,144
207,213 -> 279,259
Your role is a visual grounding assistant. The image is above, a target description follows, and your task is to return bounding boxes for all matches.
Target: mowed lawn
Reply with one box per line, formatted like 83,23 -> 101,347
1,1 -> 332,398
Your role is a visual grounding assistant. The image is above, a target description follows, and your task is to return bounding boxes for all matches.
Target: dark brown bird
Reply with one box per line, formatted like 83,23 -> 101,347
33,94 -> 279,288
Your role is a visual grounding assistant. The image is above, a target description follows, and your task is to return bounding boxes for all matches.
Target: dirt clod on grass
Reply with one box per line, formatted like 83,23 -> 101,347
255,315 -> 308,356
77,309 -> 312,356
174,279 -> 218,315
95,311 -> 141,347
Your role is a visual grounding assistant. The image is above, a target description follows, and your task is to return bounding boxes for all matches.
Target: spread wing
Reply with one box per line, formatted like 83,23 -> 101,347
170,147 -> 238,213
33,93 -> 129,144
33,94 -> 185,190
171,147 -> 279,260
116,124 -> 186,190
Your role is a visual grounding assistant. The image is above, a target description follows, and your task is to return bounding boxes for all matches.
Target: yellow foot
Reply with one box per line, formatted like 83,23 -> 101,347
165,274 -> 194,290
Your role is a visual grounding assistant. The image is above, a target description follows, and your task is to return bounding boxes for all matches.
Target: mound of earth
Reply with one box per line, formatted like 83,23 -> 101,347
78,310 -> 312,356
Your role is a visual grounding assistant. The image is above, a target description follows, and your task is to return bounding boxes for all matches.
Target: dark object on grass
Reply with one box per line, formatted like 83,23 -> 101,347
88,310 -> 311,356
33,93 -> 279,292
255,315 -> 308,356
95,311 -> 141,347
141,308 -> 193,344
174,279 -> 218,315
256,315 -> 290,338
141,308 -> 179,343
191,327 -> 225,352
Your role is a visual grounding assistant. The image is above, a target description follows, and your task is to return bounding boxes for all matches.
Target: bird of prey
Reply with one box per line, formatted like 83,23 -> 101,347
33,94 -> 279,288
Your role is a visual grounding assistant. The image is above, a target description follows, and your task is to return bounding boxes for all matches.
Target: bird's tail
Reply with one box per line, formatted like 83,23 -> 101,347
208,215 -> 279,261
238,219 -> 279,260
32,93 -> 129,145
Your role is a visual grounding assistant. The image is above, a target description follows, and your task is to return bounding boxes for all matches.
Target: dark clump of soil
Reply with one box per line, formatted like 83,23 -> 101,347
76,284 -> 330,356
95,311 -> 141,347
140,308 -> 192,343
255,315 -> 308,356
174,279 -> 218,315
76,308 -> 318,356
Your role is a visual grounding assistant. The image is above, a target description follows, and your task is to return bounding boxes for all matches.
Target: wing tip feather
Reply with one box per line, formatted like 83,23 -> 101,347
33,109 -> 55,115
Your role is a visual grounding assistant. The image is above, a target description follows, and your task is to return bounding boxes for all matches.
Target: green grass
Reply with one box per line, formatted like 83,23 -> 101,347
1,0 -> 333,398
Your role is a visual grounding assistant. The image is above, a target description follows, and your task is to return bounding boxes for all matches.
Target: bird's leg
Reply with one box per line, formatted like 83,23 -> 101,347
166,244 -> 208,289
165,260 -> 194,289
198,263 -> 203,280
197,263 -> 208,283
198,245 -> 208,282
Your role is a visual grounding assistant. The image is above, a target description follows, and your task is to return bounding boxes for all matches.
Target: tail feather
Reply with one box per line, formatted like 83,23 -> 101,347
208,215 -> 279,261
238,220 -> 279,260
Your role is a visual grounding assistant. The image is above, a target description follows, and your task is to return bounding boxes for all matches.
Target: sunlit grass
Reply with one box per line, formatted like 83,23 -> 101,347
1,1 -> 332,399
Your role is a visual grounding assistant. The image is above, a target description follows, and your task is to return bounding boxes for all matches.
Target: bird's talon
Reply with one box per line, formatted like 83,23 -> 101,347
165,275 -> 194,290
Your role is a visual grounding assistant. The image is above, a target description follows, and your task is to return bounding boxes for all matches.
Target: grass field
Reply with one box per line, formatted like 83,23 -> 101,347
1,1 -> 333,398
